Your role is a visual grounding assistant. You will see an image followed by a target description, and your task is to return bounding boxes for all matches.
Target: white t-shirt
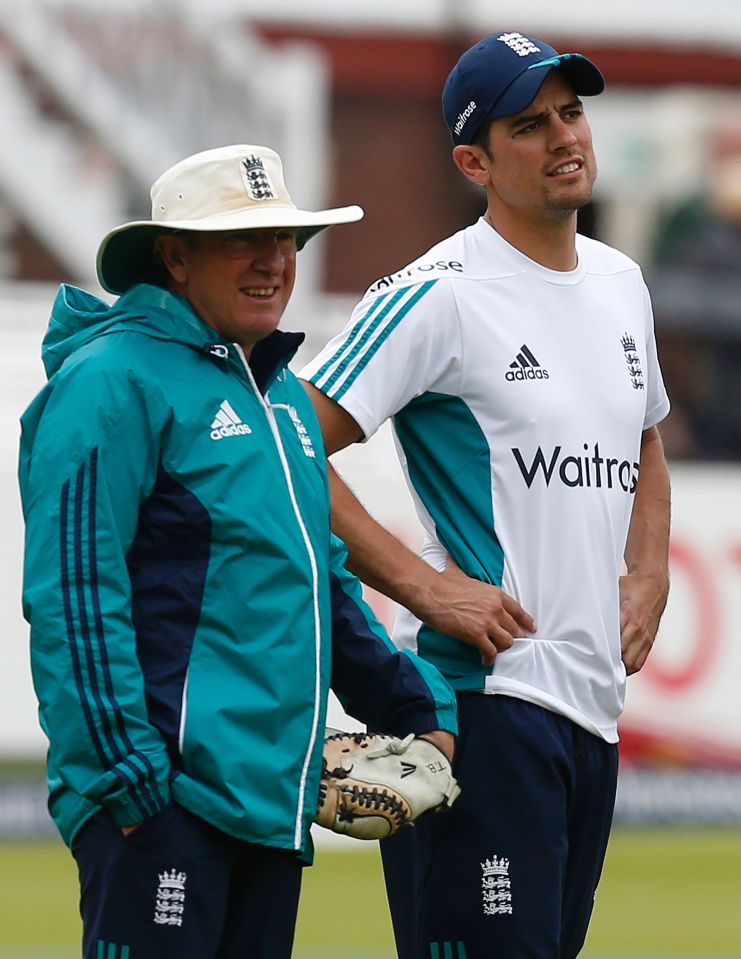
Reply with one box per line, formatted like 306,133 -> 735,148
301,217 -> 670,742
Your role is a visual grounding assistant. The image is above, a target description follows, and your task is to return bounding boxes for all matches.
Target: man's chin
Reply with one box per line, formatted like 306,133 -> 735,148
544,173 -> 596,214
544,191 -> 594,215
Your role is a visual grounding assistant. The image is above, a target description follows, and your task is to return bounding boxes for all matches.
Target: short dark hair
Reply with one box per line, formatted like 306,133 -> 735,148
469,118 -> 495,159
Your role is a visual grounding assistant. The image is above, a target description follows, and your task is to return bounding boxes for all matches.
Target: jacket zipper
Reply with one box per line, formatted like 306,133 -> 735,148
233,344 -> 323,850
178,669 -> 189,756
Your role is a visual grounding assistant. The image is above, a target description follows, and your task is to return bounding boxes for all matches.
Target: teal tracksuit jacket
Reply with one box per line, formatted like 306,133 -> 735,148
19,283 -> 457,861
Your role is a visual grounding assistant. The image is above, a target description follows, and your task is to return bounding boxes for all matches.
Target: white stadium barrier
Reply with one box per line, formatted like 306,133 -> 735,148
1,283 -> 739,835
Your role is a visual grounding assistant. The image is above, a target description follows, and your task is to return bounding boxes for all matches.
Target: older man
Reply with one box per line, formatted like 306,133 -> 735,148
19,144 -> 456,959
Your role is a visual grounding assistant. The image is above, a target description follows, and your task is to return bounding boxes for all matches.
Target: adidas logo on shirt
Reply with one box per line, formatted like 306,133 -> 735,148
210,400 -> 252,441
505,344 -> 550,381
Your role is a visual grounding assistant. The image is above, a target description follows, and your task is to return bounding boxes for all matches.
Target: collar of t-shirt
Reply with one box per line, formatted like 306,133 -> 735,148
473,216 -> 586,286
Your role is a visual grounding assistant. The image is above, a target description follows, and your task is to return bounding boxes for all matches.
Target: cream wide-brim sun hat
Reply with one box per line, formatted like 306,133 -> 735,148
96,144 -> 364,294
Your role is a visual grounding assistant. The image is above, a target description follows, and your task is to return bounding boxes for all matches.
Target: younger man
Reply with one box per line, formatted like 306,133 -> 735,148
302,33 -> 671,959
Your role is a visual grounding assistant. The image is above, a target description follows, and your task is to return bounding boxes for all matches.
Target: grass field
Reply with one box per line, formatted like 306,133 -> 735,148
0,828 -> 739,958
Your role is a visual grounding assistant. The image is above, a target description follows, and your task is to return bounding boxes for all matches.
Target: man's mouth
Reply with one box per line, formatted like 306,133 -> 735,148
549,160 -> 582,177
242,287 -> 276,298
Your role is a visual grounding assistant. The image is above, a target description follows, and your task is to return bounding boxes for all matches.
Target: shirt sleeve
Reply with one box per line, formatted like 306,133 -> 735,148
19,354 -> 173,828
326,533 -> 457,737
300,278 -> 463,440
641,280 -> 671,429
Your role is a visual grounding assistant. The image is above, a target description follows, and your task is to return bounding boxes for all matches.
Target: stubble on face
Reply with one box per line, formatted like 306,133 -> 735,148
540,152 -> 597,217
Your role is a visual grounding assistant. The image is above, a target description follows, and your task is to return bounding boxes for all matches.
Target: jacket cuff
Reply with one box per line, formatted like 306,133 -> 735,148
107,783 -> 172,829
391,702 -> 458,739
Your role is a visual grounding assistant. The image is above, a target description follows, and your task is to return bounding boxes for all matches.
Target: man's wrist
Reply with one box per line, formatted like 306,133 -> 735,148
623,563 -> 669,583
418,730 -> 455,762
399,564 -> 453,621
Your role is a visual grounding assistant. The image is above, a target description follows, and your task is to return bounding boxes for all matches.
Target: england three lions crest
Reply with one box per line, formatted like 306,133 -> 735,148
621,333 -> 644,390
240,155 -> 277,201
154,869 -> 187,926
481,855 -> 513,916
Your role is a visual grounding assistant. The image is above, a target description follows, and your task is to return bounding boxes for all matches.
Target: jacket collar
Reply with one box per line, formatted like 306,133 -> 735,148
249,329 -> 305,393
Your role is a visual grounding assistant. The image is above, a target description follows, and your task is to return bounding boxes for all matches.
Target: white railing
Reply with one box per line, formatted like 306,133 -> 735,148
0,1 -> 329,290
0,57 -> 124,283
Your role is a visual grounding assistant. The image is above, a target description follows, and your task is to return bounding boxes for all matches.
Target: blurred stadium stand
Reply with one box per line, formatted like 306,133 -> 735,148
0,0 -> 329,295
3,767 -> 741,839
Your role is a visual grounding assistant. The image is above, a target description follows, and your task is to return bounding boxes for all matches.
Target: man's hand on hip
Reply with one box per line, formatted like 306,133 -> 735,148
416,560 -> 536,667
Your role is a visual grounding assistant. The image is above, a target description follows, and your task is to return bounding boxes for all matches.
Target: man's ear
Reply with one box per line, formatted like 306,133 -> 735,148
154,233 -> 190,285
452,145 -> 492,187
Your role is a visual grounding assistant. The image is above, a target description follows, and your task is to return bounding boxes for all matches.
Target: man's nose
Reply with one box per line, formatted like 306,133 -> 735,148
550,118 -> 578,151
253,236 -> 285,271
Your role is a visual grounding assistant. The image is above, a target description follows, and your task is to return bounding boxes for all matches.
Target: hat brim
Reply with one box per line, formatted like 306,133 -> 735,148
96,203 -> 364,295
490,53 -> 605,125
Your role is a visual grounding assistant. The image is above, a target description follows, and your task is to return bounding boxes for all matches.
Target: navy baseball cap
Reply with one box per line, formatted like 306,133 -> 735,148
443,32 -> 605,145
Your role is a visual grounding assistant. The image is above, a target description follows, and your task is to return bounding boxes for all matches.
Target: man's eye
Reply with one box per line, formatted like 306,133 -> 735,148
221,237 -> 255,257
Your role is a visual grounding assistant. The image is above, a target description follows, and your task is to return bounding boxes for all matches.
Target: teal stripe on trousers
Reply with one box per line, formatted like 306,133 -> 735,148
429,941 -> 467,959
95,942 -> 129,959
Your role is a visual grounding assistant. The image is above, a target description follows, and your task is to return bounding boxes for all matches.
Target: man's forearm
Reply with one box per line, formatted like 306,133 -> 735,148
328,464 -> 534,664
620,426 -> 671,674
328,464 -> 441,614
303,382 -> 534,661
624,427 -> 671,578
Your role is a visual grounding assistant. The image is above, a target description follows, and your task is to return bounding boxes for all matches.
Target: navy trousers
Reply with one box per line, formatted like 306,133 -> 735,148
71,803 -> 303,959
381,694 -> 618,959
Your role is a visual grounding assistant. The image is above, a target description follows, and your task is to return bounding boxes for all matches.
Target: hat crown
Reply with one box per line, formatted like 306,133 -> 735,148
151,145 -> 294,224
443,31 -> 603,146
